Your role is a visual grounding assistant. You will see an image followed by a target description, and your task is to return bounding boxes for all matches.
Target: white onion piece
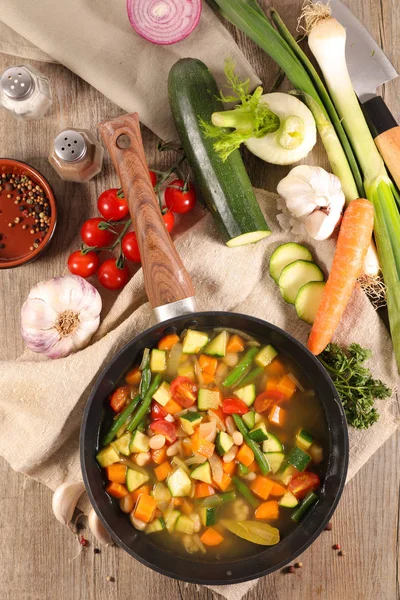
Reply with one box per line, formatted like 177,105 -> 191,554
287,372 -> 304,392
209,452 -> 224,485
127,0 -> 202,46
199,421 -> 217,443
185,455 -> 207,466
207,409 -> 226,432
166,342 -> 183,379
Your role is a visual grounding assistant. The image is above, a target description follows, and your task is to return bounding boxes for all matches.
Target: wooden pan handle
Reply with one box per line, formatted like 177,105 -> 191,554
374,127 -> 400,191
98,113 -> 195,309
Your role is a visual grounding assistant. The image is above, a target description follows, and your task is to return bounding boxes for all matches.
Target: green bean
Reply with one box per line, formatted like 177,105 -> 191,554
127,374 -> 162,433
232,476 -> 259,509
139,354 -> 151,398
232,414 -> 270,475
291,492 -> 318,523
236,366 -> 264,388
102,394 -> 140,446
222,347 -> 259,387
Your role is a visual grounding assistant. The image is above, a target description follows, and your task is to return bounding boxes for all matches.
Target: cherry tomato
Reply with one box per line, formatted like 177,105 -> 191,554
150,419 -> 177,443
97,188 -> 129,221
165,179 -> 196,214
149,170 -> 157,187
170,376 -> 198,407
97,259 -> 130,290
163,211 -> 175,233
254,390 -> 286,413
110,386 -> 130,413
81,217 -> 114,248
289,472 -> 320,499
122,232 -> 141,263
151,401 -> 167,421
67,250 -> 99,278
222,398 -> 249,415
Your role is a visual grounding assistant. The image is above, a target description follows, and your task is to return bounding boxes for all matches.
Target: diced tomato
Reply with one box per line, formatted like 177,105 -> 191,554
109,386 -> 130,413
170,376 -> 198,408
254,390 -> 286,413
288,472 -> 320,499
222,398 -> 249,415
151,401 -> 167,421
150,419 -> 177,443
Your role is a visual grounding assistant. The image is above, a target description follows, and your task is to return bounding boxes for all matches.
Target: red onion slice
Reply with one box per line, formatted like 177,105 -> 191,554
127,0 -> 202,45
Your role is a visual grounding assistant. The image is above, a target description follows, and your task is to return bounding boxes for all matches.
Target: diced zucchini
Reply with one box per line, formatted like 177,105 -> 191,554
204,331 -> 228,357
255,345 -> 278,368
278,260 -> 324,305
167,467 -> 192,497
242,410 -> 256,430
254,412 -> 263,424
276,463 -> 298,485
177,362 -> 195,380
296,429 -> 314,451
152,381 -> 171,407
175,515 -> 195,535
248,423 -> 269,443
262,433 -> 283,453
287,447 -> 311,472
180,412 -> 203,435
235,384 -> 256,407
198,388 -> 221,410
165,510 -> 180,533
295,281 -> 326,325
96,445 -> 120,468
199,506 -> 217,527
190,461 -> 212,484
145,517 -> 166,534
237,462 -> 250,476
269,242 -> 313,283
111,432 -> 131,456
216,431 -> 234,456
265,452 -> 285,474
150,349 -> 167,372
182,330 -> 209,354
126,467 -> 150,492
279,491 -> 299,508
130,430 -> 150,454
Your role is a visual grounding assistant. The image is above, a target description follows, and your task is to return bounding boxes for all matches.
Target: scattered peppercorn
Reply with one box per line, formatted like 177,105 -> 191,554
324,522 -> 333,531
75,522 -> 84,531
333,544 -> 341,550
6,193 -> 12,199
0,243 -> 5,249
8,223 -> 13,228
287,566 -> 296,574
94,548 -> 101,554
338,550 -> 345,557
79,535 -> 89,547
106,576 -> 115,583
295,562 -> 303,569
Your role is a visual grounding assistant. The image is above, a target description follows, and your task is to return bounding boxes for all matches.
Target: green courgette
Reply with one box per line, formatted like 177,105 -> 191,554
168,58 -> 271,247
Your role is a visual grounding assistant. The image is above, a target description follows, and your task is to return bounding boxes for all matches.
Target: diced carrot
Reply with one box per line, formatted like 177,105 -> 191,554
269,482 -> 287,497
200,527 -> 224,546
105,463 -> 127,484
201,372 -> 215,384
151,447 -> 167,465
130,484 -> 151,503
214,473 -> 232,492
191,429 -> 215,458
154,508 -> 162,519
182,437 -> 193,457
277,374 -> 296,399
199,354 -> 218,376
222,461 -> 236,476
236,443 -> 254,467
164,398 -> 182,415
109,386 -> 130,413
268,405 -> 286,427
264,359 -> 286,378
265,376 -> 280,392
248,461 -> 259,473
154,461 -> 173,481
106,481 -> 128,499
195,483 -> 216,498
172,497 -> 183,506
125,367 -> 142,386
227,335 -> 245,353
158,334 -> 180,351
249,476 -> 273,500
134,494 -> 157,523
255,500 -> 280,520
181,498 -> 194,515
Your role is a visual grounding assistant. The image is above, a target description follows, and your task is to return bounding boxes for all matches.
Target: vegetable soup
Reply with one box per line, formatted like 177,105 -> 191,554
97,328 -> 328,559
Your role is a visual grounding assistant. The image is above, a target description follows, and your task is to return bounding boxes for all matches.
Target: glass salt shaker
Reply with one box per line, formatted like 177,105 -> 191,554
0,65 -> 52,119
48,128 -> 104,183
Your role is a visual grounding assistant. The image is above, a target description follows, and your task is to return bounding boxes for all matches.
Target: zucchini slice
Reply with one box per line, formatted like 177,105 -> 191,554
278,260 -> 324,304
295,281 -> 326,324
269,243 -> 313,283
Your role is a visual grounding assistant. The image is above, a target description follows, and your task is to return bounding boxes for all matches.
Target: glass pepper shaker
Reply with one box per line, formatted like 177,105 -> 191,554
48,128 -> 104,183
0,65 -> 52,119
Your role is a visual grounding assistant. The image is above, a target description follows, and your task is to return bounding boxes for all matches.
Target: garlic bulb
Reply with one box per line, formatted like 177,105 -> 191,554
21,275 -> 102,359
52,481 -> 86,526
277,165 -> 345,240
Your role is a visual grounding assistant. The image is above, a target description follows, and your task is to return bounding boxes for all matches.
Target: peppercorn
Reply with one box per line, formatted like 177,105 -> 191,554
8,223 -> 13,228
79,536 -> 89,547
6,193 -> 12,199
0,243 -> 5,249
338,550 -> 345,557
14,217 -> 20,224
19,205 -> 25,211
22,224 -> 28,230
324,522 -> 333,531
106,576 -> 115,583
29,246 -> 34,251
333,544 -> 340,550
5,182 -> 13,191
287,566 -> 295,574
94,548 -> 101,555
295,562 -> 303,569
30,229 -> 35,234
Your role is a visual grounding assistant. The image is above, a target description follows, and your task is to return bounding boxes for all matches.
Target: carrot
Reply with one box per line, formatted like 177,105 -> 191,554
191,429 -> 215,458
277,374 -> 296,399
134,494 -> 157,523
200,527 -> 224,546
154,461 -> 173,481
199,354 -> 218,376
172,498 -> 183,506
249,476 -> 273,500
268,405 -> 286,427
255,500 -> 279,520
265,376 -> 279,392
182,437 -> 193,457
222,460 -> 236,476
105,463 -> 127,484
264,359 -> 286,377
109,386 -> 130,413
214,473 -> 232,492
181,498 -> 194,515
106,481 -> 128,499
151,446 -> 167,464
308,199 -> 374,355
195,483 -> 216,498
236,443 -> 254,467
248,461 -> 259,473
201,372 -> 215,384
130,484 -> 151,503
125,367 -> 142,386
227,335 -> 245,353
164,398 -> 182,415
269,482 -> 287,497
158,334 -> 180,351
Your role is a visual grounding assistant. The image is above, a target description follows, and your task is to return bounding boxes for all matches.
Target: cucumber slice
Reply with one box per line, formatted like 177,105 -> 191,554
287,447 -> 311,472
235,384 -> 256,406
270,242 -> 313,283
263,433 -> 283,453
180,412 -> 203,435
248,423 -> 269,443
279,491 -> 299,508
295,281 -> 326,324
204,331 -> 228,357
175,515 -> 195,535
182,330 -> 209,354
265,452 -> 285,474
152,381 -> 171,407
279,260 -> 324,304
216,431 -> 234,456
96,445 -> 120,468
111,432 -> 131,456
198,389 -> 221,411
145,517 -> 166,534
255,345 -> 278,368
165,510 -> 180,533
167,467 -> 192,497
242,411 -> 256,430
129,430 -> 150,454
199,506 -> 217,527
126,467 -> 150,492
296,429 -> 314,451
190,461 -> 212,484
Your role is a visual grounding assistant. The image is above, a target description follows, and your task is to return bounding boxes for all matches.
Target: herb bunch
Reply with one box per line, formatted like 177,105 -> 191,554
318,343 -> 391,429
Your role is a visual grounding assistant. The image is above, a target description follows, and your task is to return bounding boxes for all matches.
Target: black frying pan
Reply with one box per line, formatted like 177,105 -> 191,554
80,114 -> 348,585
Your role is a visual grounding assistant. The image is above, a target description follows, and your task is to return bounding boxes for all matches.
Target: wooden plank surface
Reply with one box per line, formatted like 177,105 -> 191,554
0,1 -> 399,598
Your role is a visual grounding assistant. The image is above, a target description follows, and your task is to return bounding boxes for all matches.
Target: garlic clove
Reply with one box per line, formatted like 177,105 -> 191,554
52,481 -> 86,526
305,210 -> 337,240
45,335 -> 77,360
21,297 -> 57,330
88,508 -> 112,545
70,316 -> 101,349
21,324 -> 61,355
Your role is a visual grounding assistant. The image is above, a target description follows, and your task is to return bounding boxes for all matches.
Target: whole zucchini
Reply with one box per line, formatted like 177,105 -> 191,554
168,58 -> 271,247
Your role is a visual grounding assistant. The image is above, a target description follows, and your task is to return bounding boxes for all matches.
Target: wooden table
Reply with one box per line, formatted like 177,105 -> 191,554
0,1 -> 399,598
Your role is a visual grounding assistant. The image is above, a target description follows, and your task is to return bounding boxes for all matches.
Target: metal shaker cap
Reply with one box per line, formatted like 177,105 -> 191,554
1,66 -> 34,100
54,130 -> 87,162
